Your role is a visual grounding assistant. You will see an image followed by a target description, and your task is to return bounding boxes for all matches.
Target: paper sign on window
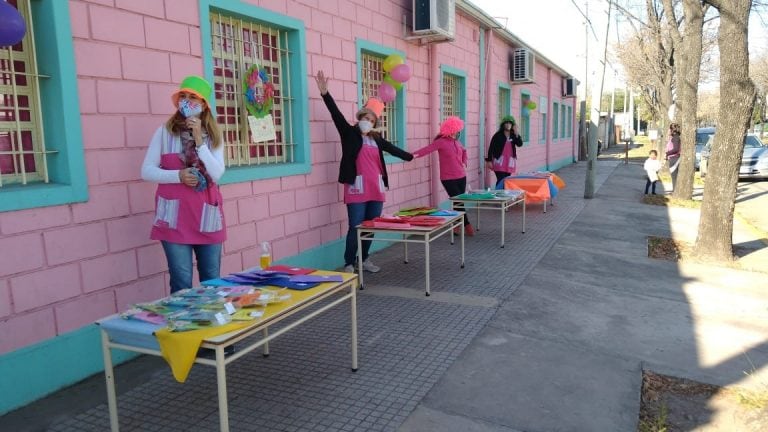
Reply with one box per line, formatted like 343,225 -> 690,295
248,114 -> 277,143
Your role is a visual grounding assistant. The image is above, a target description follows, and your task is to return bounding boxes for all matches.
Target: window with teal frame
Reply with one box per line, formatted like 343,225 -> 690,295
498,83 -> 511,124
540,113 -> 547,144
567,106 -> 573,137
0,0 -> 87,212
440,65 -> 467,145
520,90 -> 531,144
560,104 -> 567,138
199,0 -> 309,184
552,101 -> 559,140
357,41 -> 406,150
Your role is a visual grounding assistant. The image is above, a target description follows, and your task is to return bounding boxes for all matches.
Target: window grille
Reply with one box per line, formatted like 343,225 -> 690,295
498,87 -> 510,124
560,104 -> 567,138
552,102 -> 559,140
520,94 -> 530,143
0,0 -> 51,187
360,53 -> 398,145
442,73 -> 460,120
210,12 -> 295,167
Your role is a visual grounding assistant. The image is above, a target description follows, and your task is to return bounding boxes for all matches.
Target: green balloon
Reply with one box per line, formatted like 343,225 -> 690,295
383,74 -> 403,91
527,101 -> 537,110
383,54 -> 404,72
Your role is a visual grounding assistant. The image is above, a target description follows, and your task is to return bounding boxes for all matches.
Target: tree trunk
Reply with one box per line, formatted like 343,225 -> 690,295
671,1 -> 706,200
694,0 -> 755,262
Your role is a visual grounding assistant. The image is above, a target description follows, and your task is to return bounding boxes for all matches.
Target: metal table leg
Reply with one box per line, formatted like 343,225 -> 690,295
102,331 -> 120,432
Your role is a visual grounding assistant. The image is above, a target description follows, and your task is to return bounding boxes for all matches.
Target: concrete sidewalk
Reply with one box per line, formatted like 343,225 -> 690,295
3,156 -> 767,432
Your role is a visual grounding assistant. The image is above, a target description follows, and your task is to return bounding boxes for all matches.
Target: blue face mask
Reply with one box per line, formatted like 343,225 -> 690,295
179,98 -> 203,118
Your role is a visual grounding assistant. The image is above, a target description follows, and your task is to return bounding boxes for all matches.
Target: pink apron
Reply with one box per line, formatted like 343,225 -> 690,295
150,129 -> 226,245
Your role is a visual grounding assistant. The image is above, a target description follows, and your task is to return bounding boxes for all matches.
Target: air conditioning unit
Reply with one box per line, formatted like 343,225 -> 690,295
511,48 -> 535,83
412,0 -> 456,39
562,77 -> 578,97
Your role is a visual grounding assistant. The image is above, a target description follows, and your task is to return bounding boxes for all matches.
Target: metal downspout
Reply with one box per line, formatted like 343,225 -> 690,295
430,43 -> 441,206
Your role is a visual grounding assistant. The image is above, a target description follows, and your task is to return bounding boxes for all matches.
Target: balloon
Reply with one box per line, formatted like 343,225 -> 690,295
527,101 -> 537,110
383,74 -> 403,91
390,63 -> 411,83
382,54 -> 404,73
0,0 -> 26,47
377,83 -> 396,103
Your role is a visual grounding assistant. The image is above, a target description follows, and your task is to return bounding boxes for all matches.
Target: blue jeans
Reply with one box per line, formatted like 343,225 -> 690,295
345,201 -> 383,266
161,241 -> 222,293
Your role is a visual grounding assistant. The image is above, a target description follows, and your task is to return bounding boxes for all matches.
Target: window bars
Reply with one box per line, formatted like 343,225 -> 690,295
360,53 -> 398,146
442,73 -> 459,120
210,12 -> 295,167
0,0 -> 51,187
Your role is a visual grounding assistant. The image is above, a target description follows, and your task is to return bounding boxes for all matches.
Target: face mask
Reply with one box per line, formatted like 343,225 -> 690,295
179,98 -> 203,118
358,120 -> 373,134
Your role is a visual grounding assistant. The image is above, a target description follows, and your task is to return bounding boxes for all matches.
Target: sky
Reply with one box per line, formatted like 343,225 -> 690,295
469,0 -> 768,97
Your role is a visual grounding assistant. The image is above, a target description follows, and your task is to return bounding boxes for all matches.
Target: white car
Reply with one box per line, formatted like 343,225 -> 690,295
700,134 -> 768,179
695,127 -> 716,170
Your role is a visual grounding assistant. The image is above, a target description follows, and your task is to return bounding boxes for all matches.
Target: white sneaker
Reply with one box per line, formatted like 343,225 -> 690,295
362,260 -> 380,273
343,264 -> 355,273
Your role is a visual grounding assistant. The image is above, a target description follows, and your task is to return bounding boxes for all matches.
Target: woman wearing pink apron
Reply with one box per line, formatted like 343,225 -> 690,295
486,115 -> 524,186
141,76 -> 226,293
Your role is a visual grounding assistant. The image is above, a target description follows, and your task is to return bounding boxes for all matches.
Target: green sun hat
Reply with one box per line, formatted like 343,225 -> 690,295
171,75 -> 212,107
500,115 -> 516,126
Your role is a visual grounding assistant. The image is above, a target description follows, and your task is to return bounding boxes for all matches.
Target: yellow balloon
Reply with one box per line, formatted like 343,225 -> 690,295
382,54 -> 404,73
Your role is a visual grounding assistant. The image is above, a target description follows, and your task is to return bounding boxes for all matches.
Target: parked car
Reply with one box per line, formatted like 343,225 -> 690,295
695,127 -> 716,170
700,134 -> 768,179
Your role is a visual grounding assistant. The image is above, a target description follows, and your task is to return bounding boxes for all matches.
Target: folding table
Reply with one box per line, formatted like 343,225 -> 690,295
356,213 -> 465,296
98,271 -> 359,432
449,191 -> 525,247
503,177 -> 552,212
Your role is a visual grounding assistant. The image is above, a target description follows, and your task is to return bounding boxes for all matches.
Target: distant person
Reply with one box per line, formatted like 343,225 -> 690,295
665,123 -> 681,191
644,150 -> 661,195
486,115 -> 523,186
141,75 -> 225,293
315,70 -> 414,274
412,116 -> 474,236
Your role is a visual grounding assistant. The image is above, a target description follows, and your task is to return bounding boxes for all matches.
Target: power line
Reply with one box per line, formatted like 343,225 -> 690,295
570,0 -> 600,41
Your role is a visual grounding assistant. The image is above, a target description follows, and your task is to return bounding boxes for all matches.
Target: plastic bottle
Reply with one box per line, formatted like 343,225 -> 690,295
259,241 -> 272,269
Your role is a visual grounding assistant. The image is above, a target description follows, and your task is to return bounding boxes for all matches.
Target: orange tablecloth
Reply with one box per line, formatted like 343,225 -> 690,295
503,177 -> 551,204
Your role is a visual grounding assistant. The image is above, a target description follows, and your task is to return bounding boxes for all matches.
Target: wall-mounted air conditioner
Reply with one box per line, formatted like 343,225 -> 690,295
563,77 -> 578,97
412,0 -> 456,40
511,48 -> 535,83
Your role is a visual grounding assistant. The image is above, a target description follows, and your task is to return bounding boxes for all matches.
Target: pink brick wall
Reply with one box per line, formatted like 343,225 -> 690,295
0,0 -> 576,355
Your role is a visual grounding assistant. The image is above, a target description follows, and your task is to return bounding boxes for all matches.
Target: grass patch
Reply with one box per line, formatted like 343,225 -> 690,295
642,195 -> 701,208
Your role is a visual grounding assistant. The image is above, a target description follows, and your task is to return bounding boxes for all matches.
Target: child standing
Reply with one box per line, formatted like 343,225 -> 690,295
644,150 -> 661,195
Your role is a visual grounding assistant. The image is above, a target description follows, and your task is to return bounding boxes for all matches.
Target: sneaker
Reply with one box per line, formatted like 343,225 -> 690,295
343,264 -> 355,273
453,226 -> 461,235
464,224 -> 475,237
362,260 -> 380,273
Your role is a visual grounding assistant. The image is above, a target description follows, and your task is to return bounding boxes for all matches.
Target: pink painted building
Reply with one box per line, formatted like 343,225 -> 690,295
0,0 -> 577,412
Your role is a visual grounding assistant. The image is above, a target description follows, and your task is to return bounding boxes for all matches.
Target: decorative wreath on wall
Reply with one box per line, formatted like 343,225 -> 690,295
243,64 -> 275,118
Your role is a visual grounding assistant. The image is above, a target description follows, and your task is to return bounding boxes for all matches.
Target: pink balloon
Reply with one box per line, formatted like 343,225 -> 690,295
390,64 -> 411,83
378,83 -> 396,103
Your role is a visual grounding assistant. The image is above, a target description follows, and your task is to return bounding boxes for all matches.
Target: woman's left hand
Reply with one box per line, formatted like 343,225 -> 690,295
186,117 -> 203,147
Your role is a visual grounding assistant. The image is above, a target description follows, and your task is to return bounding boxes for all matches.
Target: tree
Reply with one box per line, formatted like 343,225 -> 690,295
694,0 -> 756,261
751,51 -> 768,138
663,0 -> 709,201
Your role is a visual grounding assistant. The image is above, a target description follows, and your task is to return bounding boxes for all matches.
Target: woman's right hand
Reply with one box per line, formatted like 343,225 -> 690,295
315,70 -> 328,95
179,168 -> 199,188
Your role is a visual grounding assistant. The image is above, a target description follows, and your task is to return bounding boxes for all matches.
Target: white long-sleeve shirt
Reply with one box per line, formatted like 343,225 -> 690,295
141,126 -> 225,184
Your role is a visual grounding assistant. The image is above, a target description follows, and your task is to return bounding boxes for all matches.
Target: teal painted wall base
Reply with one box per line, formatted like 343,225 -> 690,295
0,325 -> 137,415
547,155 -> 576,172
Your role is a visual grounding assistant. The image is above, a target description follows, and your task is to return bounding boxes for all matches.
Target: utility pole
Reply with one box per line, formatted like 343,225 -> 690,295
584,0 -> 611,199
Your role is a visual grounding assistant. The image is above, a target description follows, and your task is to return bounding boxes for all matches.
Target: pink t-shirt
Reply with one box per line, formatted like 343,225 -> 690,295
412,136 -> 467,180
491,137 -> 517,174
344,136 -> 386,204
